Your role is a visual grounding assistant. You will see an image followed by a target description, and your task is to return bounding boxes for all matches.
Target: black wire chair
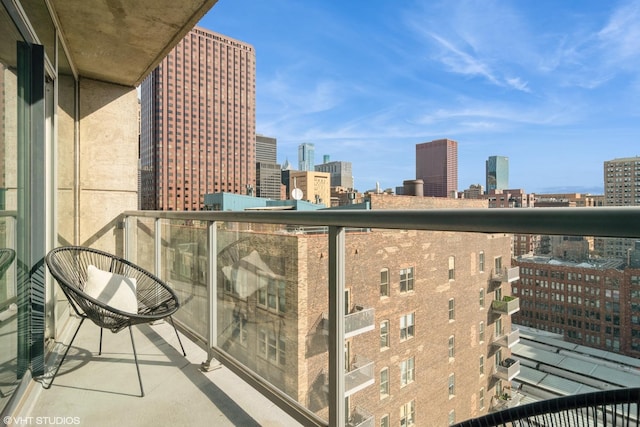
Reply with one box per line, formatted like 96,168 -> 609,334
45,246 -> 186,396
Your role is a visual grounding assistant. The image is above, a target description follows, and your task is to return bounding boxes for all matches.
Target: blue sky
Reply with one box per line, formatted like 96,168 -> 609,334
199,0 -> 640,194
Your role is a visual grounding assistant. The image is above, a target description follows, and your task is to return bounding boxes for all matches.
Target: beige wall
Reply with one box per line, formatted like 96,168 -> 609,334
76,78 -> 139,255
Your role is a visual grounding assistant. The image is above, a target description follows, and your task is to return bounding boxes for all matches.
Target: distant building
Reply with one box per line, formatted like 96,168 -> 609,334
140,27 -> 256,210
415,139 -> 458,197
534,193 -> 604,208
315,160 -> 354,189
298,143 -> 315,171
602,157 -> 640,259
461,184 -> 484,199
513,255 -> 640,357
486,156 -> 509,192
256,135 -> 282,199
288,170 -> 331,206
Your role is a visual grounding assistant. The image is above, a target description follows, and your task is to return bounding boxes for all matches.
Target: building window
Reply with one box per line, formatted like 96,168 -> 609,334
258,278 -> 286,314
380,414 -> 389,427
400,313 -> 415,341
448,299 -> 455,321
448,336 -> 455,358
479,387 -> 485,409
380,320 -> 390,349
448,373 -> 455,397
479,251 -> 485,272
400,357 -> 415,386
258,329 -> 286,366
479,288 -> 485,308
495,256 -> 503,272
380,368 -> 389,398
380,268 -> 389,297
400,267 -> 414,292
400,401 -> 415,427
448,410 -> 455,426
479,355 -> 484,375
479,321 -> 485,343
232,313 -> 247,346
448,256 -> 455,280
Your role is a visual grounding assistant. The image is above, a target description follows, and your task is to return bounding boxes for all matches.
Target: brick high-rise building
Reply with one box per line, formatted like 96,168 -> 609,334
140,27 -> 256,210
602,157 -> 640,258
513,255 -> 640,357
416,139 -> 458,197
171,194 -> 519,425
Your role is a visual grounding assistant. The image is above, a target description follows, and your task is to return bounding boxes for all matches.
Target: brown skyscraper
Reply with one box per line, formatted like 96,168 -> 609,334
416,138 -> 458,197
140,27 -> 256,210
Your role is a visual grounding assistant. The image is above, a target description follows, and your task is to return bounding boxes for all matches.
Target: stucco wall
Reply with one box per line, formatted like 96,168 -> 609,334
78,78 -> 139,254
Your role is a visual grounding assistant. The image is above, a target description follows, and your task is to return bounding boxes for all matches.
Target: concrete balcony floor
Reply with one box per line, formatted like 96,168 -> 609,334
15,315 -> 301,427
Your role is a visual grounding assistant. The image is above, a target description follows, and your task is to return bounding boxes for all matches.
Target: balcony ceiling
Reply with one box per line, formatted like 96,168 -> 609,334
49,0 -> 218,87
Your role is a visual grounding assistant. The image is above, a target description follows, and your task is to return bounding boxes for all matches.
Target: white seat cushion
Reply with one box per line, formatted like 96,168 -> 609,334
85,265 -> 138,314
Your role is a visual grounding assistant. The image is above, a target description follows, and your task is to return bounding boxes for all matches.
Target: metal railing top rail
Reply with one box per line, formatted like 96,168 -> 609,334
453,387 -> 640,427
124,207 -> 640,238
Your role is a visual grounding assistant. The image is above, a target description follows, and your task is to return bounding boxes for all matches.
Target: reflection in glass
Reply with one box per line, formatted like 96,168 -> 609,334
0,5 -> 21,411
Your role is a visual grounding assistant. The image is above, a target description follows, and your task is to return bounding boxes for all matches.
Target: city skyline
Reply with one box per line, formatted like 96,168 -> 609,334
199,0 -> 640,194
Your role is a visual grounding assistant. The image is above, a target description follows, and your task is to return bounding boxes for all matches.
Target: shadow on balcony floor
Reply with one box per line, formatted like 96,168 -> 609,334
17,316 -> 301,427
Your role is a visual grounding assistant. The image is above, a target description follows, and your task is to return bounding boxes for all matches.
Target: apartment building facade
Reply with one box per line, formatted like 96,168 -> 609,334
140,27 -> 256,210
512,255 -> 640,357
199,195 -> 521,425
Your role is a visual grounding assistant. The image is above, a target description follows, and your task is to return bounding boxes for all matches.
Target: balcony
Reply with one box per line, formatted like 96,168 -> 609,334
493,358 -> 520,381
346,306 -> 376,338
345,357 -> 375,397
492,328 -> 520,348
491,296 -> 520,315
491,266 -> 520,283
17,315 -> 302,426
347,407 -> 374,427
9,207 -> 640,427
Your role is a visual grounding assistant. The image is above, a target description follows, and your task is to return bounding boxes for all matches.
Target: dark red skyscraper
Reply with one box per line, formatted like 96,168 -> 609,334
140,27 -> 256,210
415,139 -> 458,197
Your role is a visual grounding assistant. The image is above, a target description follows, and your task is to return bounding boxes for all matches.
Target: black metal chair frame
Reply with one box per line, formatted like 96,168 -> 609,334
45,246 -> 186,397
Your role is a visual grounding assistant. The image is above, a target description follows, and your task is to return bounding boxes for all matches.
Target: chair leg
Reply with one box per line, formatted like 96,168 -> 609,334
98,328 -> 103,355
169,316 -> 186,356
44,317 -> 85,389
129,325 -> 144,397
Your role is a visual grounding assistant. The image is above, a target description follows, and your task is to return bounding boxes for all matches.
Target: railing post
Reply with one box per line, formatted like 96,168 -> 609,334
328,226 -> 346,427
154,218 -> 161,277
202,220 -> 219,370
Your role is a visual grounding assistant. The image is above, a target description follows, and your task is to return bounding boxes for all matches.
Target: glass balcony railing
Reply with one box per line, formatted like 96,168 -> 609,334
492,328 -> 520,348
345,356 -> 375,397
491,296 -> 520,315
345,306 -> 375,338
493,358 -> 520,381
347,407 -> 374,427
119,206 -> 640,427
491,266 -> 520,283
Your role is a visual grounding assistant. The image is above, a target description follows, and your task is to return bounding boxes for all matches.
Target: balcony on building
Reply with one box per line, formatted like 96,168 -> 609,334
492,327 -> 520,349
491,266 -> 520,283
345,356 -> 375,397
319,305 -> 375,339
347,407 -> 374,427
493,358 -> 521,381
491,296 -> 520,315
